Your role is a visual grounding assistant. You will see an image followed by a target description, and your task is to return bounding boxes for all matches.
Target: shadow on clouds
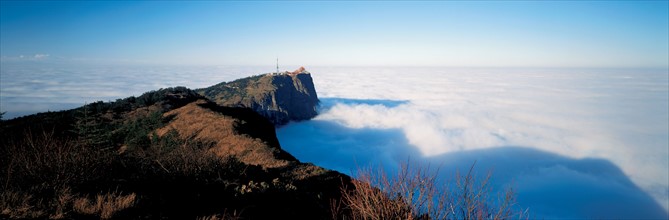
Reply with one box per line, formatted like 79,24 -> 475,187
278,119 -> 422,173
277,98 -> 668,219
424,147 -> 668,219
318,97 -> 409,110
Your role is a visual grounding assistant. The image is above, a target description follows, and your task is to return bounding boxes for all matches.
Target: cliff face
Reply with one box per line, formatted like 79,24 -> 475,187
196,69 -> 319,126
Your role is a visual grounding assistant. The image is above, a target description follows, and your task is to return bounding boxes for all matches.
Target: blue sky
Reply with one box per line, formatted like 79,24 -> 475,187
1,1 -> 667,67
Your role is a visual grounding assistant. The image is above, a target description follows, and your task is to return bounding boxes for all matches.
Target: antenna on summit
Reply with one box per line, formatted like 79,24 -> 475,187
276,57 -> 279,74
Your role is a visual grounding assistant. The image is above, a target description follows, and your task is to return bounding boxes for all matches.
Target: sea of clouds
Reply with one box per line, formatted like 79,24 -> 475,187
278,66 -> 668,218
1,62 -> 667,218
0,61 -> 267,118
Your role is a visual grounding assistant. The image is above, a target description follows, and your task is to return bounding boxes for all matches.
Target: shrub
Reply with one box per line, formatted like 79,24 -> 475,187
1,130 -> 112,191
452,164 -> 517,220
335,161 -> 525,220
0,190 -> 39,219
0,130 -> 117,219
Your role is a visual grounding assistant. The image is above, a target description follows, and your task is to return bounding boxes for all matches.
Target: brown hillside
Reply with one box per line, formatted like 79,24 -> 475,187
156,99 -> 295,168
1,87 -> 353,219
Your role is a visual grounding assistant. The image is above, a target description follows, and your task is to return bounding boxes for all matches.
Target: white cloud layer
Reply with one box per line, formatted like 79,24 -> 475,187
277,66 -> 669,217
1,63 -> 667,218
0,62 -> 276,118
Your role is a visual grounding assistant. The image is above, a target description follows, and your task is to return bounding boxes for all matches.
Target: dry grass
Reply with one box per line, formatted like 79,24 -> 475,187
0,190 -> 40,219
288,163 -> 330,181
2,129 -> 113,191
0,97 -> 344,219
132,131 -> 229,177
0,130 -> 134,219
73,191 -> 136,219
0,105 -> 271,219
0,186 -> 75,219
1,188 -> 137,220
336,161 -> 524,220
50,188 -> 74,219
196,209 -> 243,220
156,100 -> 289,168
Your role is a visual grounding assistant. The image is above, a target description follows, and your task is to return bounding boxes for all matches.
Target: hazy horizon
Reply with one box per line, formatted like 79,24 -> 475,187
2,61 -> 667,119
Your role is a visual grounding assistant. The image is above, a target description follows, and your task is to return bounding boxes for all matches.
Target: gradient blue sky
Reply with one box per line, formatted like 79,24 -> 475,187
1,1 -> 667,67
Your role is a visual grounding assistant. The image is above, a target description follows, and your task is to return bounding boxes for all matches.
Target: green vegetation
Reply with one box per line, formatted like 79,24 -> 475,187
1,87 -> 201,145
0,114 -> 329,219
1,83 -> 524,219
195,74 -> 266,105
113,111 -> 166,150
0,86 -> 345,219
1,123 -> 526,219
71,86 -> 199,119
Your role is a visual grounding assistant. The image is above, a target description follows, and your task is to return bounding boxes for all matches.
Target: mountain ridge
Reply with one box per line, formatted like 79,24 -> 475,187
196,68 -> 319,126
0,72 -> 350,219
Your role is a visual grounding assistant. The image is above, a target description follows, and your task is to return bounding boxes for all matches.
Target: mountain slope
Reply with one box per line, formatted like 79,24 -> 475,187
156,99 -> 296,168
196,68 -> 319,126
0,85 -> 349,219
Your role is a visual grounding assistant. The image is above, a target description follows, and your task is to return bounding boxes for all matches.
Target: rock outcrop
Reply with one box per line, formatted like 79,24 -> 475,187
196,67 -> 319,126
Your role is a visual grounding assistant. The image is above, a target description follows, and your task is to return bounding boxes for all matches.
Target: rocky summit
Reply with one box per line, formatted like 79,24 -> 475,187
196,67 -> 319,126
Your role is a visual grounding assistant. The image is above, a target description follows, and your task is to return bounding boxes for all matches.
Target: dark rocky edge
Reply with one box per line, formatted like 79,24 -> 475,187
196,67 -> 319,126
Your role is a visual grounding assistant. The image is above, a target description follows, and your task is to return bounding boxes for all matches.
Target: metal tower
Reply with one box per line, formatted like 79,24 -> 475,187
276,57 -> 279,74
